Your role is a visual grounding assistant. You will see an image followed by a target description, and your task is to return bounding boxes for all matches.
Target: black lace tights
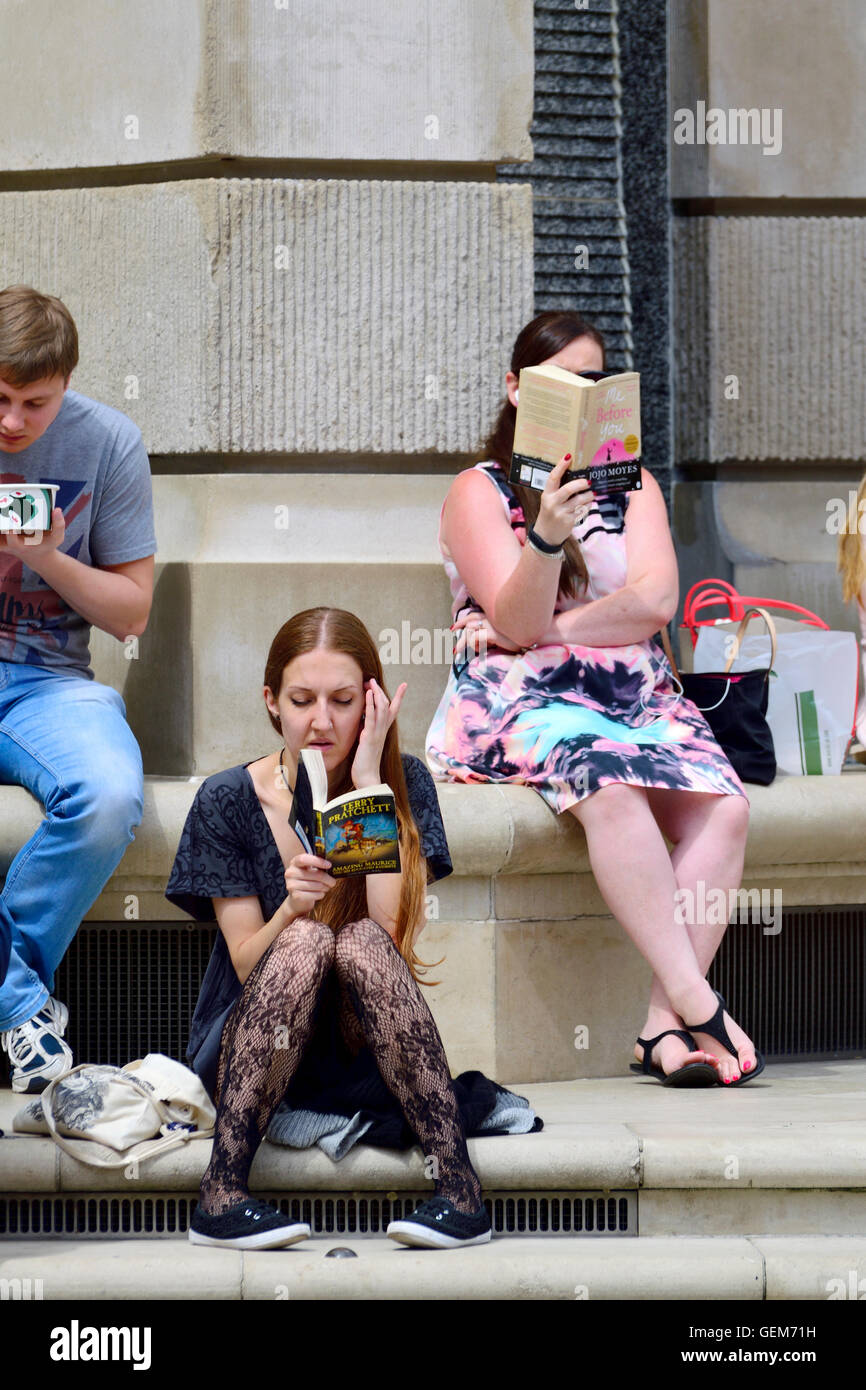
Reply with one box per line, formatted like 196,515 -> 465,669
198,916 -> 483,1216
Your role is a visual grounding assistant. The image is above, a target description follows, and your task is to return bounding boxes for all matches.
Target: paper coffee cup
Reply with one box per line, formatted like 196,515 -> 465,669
0,485 -> 59,532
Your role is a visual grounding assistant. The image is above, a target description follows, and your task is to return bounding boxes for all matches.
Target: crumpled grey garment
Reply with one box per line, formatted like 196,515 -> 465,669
266,1104 -> 374,1160
266,1086 -> 537,1161
478,1088 -> 538,1135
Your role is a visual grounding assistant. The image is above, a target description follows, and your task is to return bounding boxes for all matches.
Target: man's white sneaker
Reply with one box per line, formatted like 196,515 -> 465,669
40,996 -> 69,1038
1,1005 -> 74,1093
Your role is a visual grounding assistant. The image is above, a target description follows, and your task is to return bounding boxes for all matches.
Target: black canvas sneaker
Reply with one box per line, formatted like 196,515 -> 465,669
386,1197 -> 492,1249
188,1198 -> 311,1250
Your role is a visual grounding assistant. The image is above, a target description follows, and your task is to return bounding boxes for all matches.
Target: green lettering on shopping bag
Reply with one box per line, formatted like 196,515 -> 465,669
795,690 -> 822,775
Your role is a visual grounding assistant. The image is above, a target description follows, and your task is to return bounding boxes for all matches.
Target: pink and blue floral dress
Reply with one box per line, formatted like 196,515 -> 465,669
425,461 -> 746,812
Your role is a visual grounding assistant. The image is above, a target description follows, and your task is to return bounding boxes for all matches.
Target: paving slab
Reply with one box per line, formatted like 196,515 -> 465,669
0,1239 -> 242,1300
639,1124 -> 866,1189
0,1236 -> 763,1301
753,1236 -> 866,1301
0,1120 -> 639,1194
519,1061 -> 866,1127
0,1130 -> 59,1193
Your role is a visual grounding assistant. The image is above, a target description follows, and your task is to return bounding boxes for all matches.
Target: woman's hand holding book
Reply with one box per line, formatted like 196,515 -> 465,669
283,852 -> 336,920
534,453 -> 595,548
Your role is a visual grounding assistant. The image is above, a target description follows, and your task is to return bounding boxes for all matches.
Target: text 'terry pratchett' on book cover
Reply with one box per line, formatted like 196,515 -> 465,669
318,793 -> 401,878
299,748 -> 401,878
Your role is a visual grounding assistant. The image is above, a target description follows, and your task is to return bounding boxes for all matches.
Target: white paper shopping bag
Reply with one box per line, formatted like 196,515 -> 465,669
693,626 -> 859,775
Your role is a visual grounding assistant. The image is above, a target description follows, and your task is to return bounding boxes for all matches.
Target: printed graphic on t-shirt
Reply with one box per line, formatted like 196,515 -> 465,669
0,473 -> 93,664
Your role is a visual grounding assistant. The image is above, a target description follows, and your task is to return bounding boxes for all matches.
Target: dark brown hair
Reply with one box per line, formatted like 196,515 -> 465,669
264,607 -> 435,983
480,310 -> 607,597
0,285 -> 79,386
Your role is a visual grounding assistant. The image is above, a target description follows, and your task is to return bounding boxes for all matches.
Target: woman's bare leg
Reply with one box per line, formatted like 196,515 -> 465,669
568,783 -> 754,1083
642,787 -> 756,1080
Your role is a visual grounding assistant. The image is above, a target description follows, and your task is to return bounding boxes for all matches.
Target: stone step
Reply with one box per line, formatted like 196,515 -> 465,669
3,1062 -> 865,1239
2,1233 -> 865,1301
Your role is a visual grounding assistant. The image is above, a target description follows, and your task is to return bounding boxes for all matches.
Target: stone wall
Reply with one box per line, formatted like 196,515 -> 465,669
669,0 -> 866,632
1,0 -> 534,170
0,1 -> 537,775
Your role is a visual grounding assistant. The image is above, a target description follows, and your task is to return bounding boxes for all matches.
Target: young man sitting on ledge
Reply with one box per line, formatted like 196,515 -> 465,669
0,284 -> 156,1092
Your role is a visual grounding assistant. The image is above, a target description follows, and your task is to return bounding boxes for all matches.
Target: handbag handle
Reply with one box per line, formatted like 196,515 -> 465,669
688,593 -> 827,633
660,606 -> 777,683
683,578 -> 741,625
683,579 -> 827,640
40,1064 -> 211,1171
721,606 -> 778,676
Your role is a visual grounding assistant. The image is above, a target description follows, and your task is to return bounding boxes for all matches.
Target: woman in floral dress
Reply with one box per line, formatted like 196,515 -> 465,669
426,312 -> 764,1088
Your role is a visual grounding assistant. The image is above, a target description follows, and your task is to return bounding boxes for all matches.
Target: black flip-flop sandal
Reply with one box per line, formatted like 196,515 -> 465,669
684,989 -> 766,1086
629,1027 -> 719,1087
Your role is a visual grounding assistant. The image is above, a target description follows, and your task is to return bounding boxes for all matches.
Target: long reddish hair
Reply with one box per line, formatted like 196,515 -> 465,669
264,607 -> 436,984
838,472 -> 866,604
479,310 -> 607,597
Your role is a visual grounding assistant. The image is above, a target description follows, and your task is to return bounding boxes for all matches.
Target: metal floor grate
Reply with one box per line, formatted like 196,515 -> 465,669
709,908 -> 866,1060
52,922 -> 219,1070
0,1192 -> 637,1239
31,909 -> 866,1072
1,906 -> 860,1088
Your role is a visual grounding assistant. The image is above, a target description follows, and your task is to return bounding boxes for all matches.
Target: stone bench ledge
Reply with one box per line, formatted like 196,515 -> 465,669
4,1063 -> 864,1196
1,771 -> 866,888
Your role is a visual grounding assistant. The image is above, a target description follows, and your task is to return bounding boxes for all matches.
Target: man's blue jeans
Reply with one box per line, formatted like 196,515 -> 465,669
0,661 -> 143,1031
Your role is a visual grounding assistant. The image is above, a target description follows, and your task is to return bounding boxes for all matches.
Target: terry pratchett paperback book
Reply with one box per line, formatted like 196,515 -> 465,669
298,747 -> 401,878
509,365 -> 642,495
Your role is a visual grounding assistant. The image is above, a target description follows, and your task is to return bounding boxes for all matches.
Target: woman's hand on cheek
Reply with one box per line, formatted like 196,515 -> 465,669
351,678 -> 406,789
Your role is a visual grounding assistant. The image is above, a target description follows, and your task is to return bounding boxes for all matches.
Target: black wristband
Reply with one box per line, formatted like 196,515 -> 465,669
527,525 -> 564,555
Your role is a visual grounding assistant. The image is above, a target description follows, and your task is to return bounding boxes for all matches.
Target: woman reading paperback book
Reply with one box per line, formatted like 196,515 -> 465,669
426,310 -> 765,1090
166,606 -> 540,1252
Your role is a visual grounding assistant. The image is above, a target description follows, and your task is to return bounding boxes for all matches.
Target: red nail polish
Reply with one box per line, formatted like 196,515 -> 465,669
743,1060 -> 751,1070
563,453 -> 572,461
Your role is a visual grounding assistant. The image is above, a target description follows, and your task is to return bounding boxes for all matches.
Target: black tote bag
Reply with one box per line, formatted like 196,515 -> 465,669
660,607 -> 777,786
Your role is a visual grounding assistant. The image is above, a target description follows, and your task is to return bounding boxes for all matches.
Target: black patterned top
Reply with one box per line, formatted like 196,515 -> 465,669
165,752 -> 453,1097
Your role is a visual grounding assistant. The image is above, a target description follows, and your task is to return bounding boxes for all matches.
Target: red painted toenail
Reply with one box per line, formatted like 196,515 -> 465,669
743,1060 -> 752,1070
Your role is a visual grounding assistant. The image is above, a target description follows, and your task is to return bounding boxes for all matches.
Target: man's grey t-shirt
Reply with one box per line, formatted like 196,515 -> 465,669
0,389 -> 157,677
